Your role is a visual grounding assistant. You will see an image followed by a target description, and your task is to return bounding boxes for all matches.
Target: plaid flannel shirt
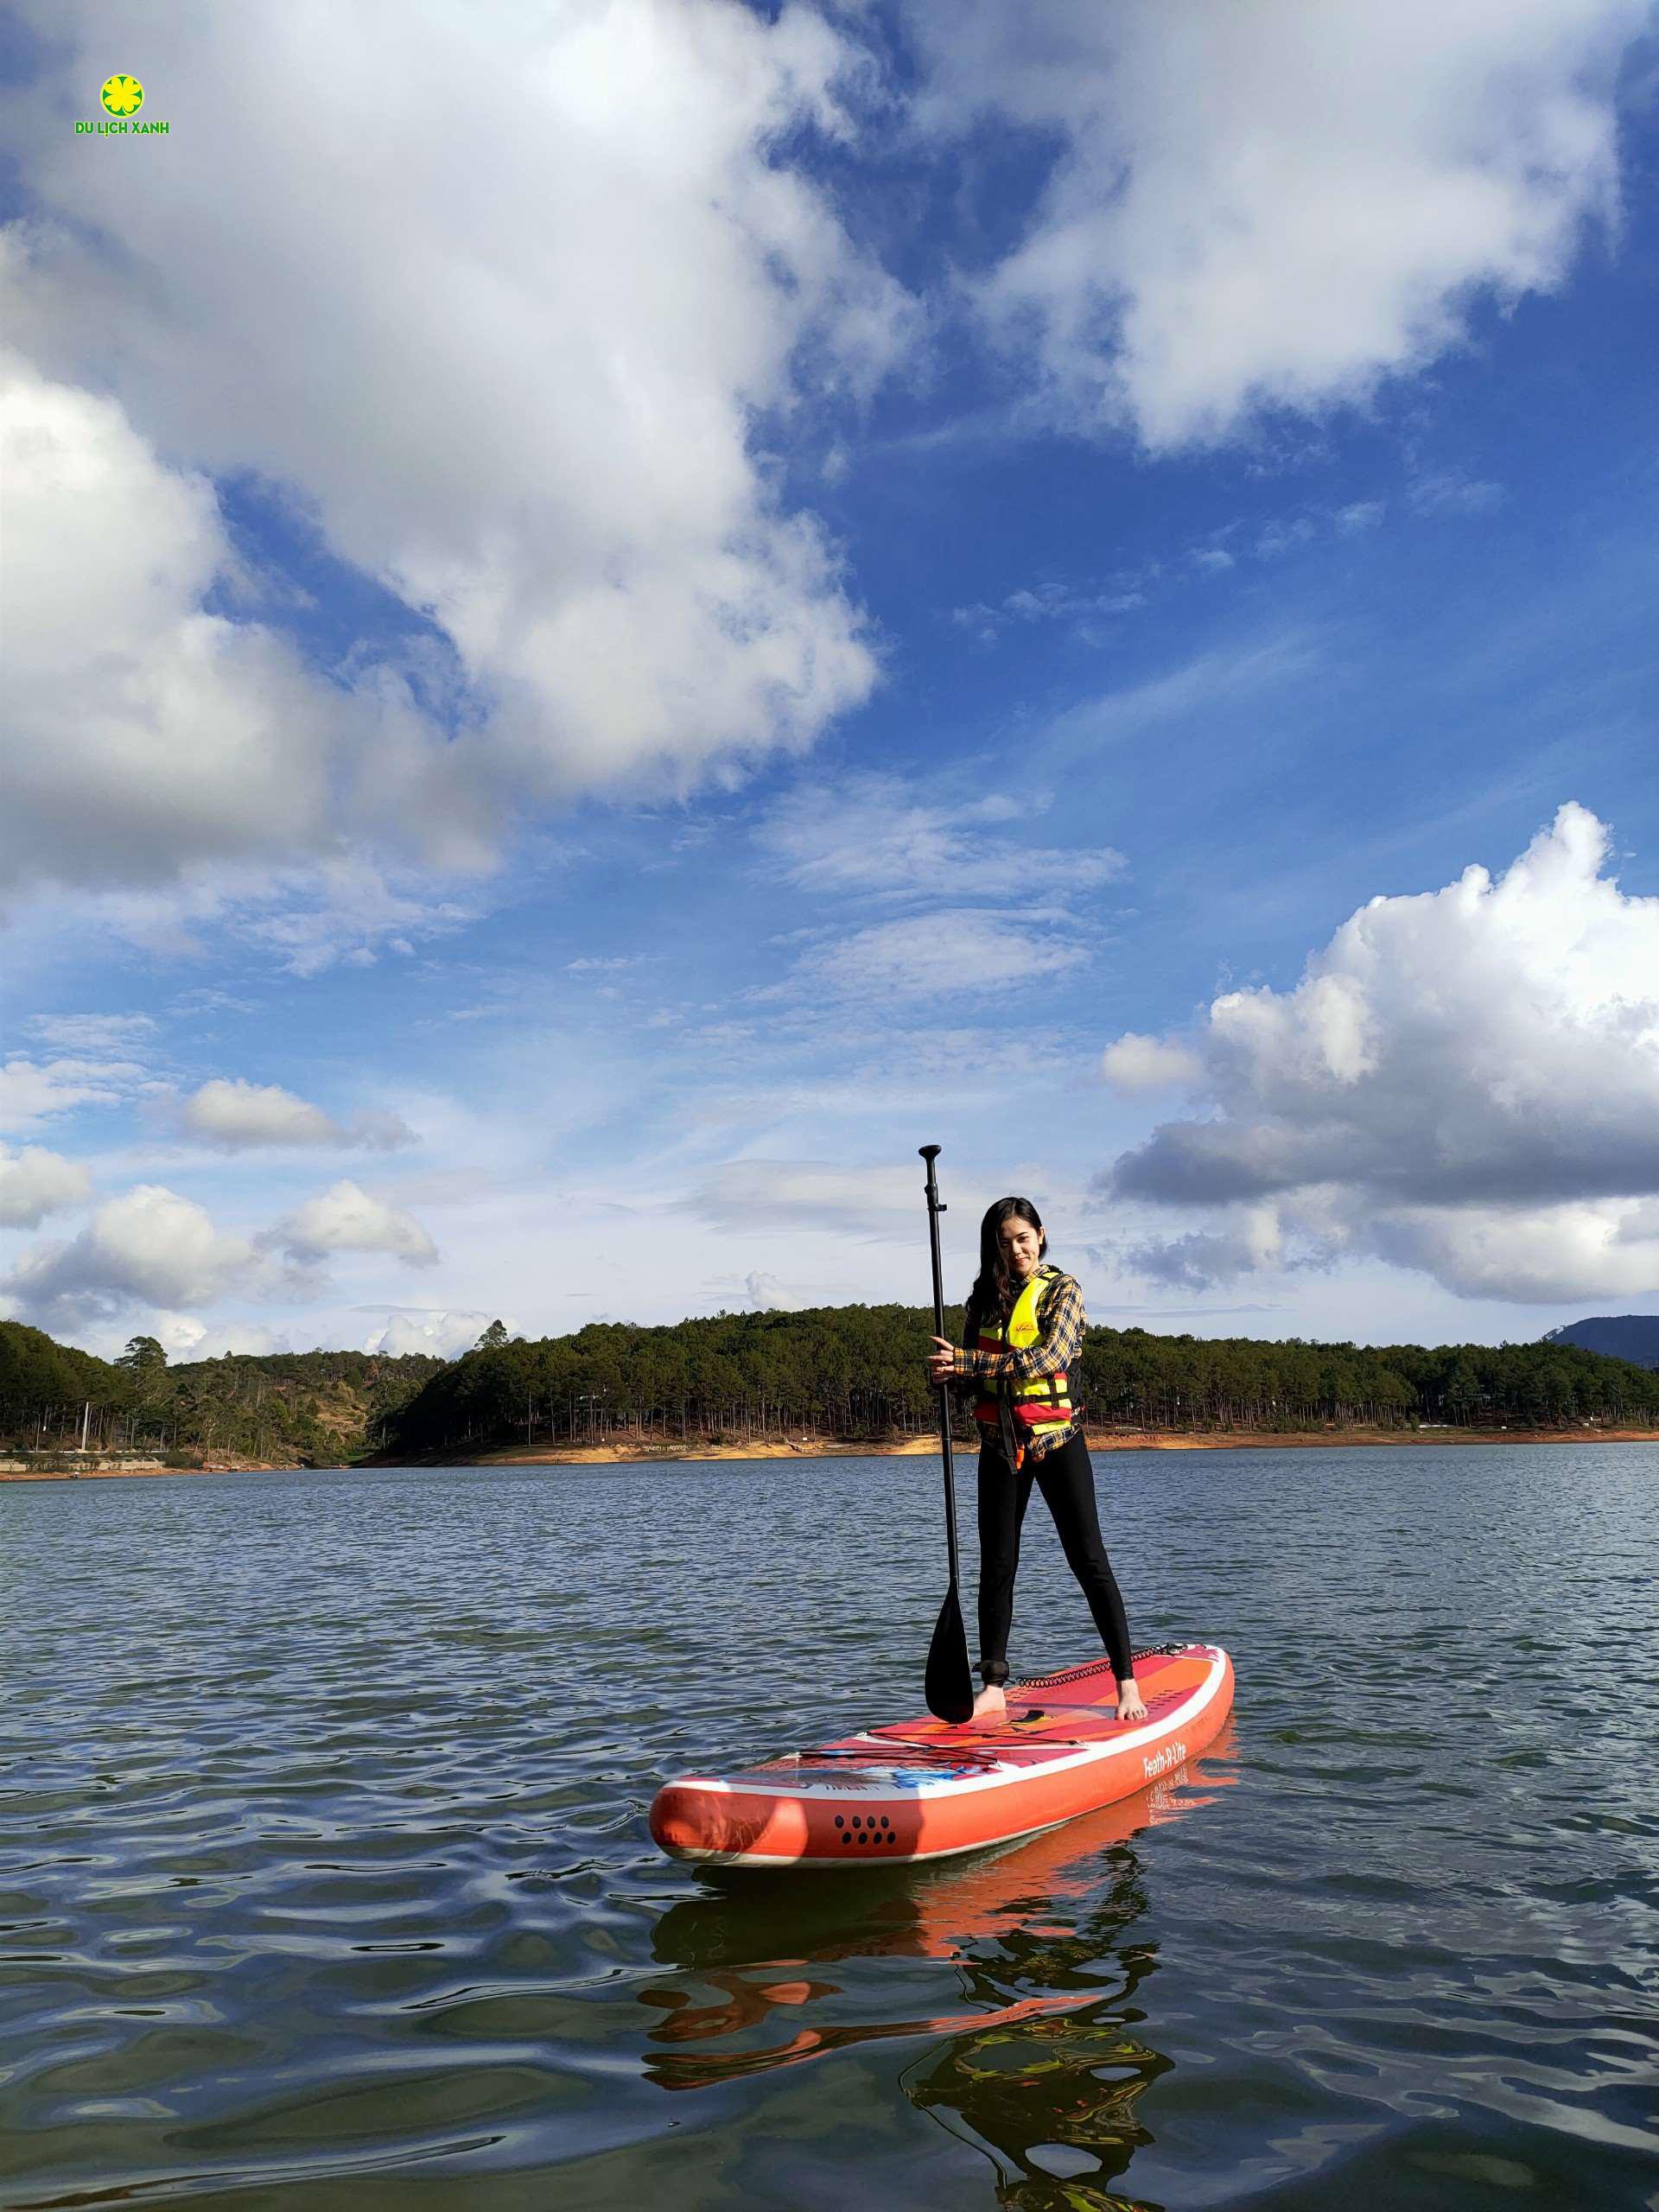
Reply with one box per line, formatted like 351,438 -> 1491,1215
952,1268 -> 1085,1461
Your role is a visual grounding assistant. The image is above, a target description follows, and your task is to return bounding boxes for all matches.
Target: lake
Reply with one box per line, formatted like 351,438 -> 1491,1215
3,1445 -> 1656,2210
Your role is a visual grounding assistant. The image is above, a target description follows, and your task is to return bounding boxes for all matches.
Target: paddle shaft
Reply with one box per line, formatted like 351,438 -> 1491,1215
918,1146 -> 962,1592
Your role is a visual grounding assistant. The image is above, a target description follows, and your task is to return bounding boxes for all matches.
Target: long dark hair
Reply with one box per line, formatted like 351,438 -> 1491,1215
968,1196 -> 1047,1324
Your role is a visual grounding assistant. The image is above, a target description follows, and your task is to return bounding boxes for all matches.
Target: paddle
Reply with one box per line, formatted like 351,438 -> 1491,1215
919,1144 -> 976,1725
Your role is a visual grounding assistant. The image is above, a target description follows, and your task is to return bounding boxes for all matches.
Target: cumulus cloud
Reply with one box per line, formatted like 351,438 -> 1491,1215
150,1312 -> 211,1359
270,1181 -> 439,1268
5,1185 -> 259,1327
0,0 -> 894,900
1370,1198 -> 1659,1305
5,1173 -> 442,1329
1119,1210 -> 1288,1294
177,1078 -> 414,1153
1101,804 -> 1659,1301
0,349 -> 499,894
1100,1033 -> 1204,1094
364,1310 -> 493,1360
0,1143 -> 92,1227
183,1320 -> 313,1359
916,0 -> 1643,447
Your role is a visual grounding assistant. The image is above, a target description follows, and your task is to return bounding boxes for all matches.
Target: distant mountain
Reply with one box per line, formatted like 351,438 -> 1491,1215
1543,1316 -> 1659,1370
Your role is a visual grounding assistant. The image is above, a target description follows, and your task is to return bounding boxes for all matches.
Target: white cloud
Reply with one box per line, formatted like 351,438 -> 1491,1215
1122,1208 -> 1287,1293
270,1181 -> 439,1268
686,1160 -> 922,1236
753,772 -> 1121,1012
916,0 -> 1643,448
28,1014 -> 157,1053
219,861 -> 481,979
0,350 -> 498,895
19,855 -> 480,982
1408,469 -> 1504,518
959,505 -> 1398,645
46,1310 -> 219,1365
178,1078 -> 413,1153
0,1055 -> 146,1133
1371,1198 -> 1659,1305
364,1310 -> 493,1359
798,908 -> 1092,1001
758,772 -> 1124,900
99,1311 -> 289,1363
950,577 -> 1147,640
957,502 -> 1397,644
0,0 -> 894,903
751,772 -> 1121,1021
181,1320 -> 323,1360
5,1172 -> 440,1331
152,1313 -> 210,1358
1048,633 -> 1321,757
5,1185 -> 259,1325
0,1143 -> 92,1227
169,989 -> 258,1019
1101,1033 -> 1205,1094
1103,804 -> 1659,1301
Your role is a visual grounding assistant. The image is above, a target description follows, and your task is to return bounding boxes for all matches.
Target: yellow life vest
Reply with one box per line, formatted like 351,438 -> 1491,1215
972,1264 -> 1076,1443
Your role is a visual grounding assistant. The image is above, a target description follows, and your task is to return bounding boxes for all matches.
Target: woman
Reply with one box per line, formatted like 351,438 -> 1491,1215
927,1197 -> 1147,1727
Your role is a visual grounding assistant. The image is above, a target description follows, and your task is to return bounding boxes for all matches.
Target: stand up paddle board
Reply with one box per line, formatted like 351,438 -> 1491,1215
651,1642 -> 1232,1869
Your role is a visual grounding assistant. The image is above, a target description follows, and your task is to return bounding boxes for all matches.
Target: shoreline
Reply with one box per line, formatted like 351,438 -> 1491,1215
5,1423 -> 1658,1481
414,1423 -> 1659,1465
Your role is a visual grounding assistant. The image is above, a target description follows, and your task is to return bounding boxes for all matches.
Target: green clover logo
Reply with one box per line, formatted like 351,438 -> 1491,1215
100,74 -> 143,118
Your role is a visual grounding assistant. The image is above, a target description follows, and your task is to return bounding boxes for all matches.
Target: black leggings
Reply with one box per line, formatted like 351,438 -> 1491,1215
976,1427 -> 1135,1688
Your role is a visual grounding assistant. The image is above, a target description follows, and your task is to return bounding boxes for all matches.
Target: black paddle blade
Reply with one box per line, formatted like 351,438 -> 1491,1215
924,1583 -> 976,1724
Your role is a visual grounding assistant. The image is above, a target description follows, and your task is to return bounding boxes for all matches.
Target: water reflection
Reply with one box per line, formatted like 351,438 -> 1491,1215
643,1731 -> 1235,2208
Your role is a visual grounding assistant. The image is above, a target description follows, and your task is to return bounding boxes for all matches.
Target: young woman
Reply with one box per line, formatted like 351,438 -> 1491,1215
927,1197 -> 1147,1727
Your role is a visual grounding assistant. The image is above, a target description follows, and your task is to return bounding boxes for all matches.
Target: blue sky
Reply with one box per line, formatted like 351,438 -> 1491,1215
3,1 -> 1657,1361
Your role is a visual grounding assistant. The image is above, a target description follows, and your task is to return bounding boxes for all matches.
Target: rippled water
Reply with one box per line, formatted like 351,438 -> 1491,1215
3,1445 -> 1656,2210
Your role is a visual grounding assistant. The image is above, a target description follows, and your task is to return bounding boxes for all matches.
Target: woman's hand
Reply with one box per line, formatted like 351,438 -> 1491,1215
925,1335 -> 957,1383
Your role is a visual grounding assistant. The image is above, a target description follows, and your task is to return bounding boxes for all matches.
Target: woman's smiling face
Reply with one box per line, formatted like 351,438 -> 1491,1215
998,1216 -> 1043,1281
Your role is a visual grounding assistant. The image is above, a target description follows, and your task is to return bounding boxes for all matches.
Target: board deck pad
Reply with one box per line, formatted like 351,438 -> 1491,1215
651,1643 -> 1233,1869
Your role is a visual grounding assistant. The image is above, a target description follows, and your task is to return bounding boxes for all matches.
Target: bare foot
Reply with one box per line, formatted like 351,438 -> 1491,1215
1116,1677 -> 1147,1724
971,1684 -> 1007,1726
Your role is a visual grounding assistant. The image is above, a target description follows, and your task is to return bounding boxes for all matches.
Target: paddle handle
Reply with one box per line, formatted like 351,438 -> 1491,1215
918,1145 -> 962,1591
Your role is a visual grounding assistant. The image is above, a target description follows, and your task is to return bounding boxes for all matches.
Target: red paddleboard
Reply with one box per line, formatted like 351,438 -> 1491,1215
651,1642 -> 1233,1869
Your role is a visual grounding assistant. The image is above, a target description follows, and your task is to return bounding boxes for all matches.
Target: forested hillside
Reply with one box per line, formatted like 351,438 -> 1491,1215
0,1322 -> 443,1465
383,1307 -> 1659,1455
8,1309 -> 1656,1470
